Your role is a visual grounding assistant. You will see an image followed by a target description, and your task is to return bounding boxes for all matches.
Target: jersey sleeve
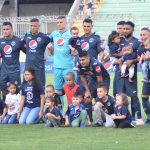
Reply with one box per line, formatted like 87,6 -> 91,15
21,84 -> 26,96
93,63 -> 102,76
38,83 -> 45,95
121,106 -> 128,116
45,35 -> 51,46
65,106 -> 70,116
49,32 -> 53,43
109,45 -> 117,55
96,35 -> 104,53
68,38 -> 73,46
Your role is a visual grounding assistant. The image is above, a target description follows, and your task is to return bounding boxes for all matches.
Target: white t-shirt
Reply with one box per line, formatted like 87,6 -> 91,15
5,93 -> 21,115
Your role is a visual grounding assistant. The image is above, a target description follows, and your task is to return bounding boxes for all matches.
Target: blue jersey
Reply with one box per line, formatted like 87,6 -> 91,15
24,32 -> 50,70
49,29 -> 74,68
80,32 -> 103,59
137,43 -> 145,56
95,95 -> 115,115
114,106 -> 132,123
122,52 -> 137,61
44,107 -> 61,117
21,81 -> 45,108
65,103 -> 85,123
0,36 -> 24,73
76,57 -> 109,79
109,43 -> 121,55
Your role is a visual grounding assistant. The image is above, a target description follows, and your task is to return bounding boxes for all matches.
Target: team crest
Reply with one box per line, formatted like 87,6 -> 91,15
89,38 -> 94,43
37,37 -> 41,42
11,41 -> 16,46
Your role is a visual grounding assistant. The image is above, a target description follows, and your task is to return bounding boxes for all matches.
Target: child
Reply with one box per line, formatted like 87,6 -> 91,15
120,45 -> 137,82
108,31 -> 121,70
111,93 -> 135,128
17,68 -> 45,124
1,82 -> 21,124
93,83 -> 115,127
43,96 -> 62,127
0,100 -> 7,123
65,92 -> 87,128
45,84 -> 62,111
60,72 -> 83,105
139,38 -> 150,82
68,27 -> 81,64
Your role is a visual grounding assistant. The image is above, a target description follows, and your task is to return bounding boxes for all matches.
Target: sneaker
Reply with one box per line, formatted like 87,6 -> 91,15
136,119 -> 144,125
45,120 -> 51,127
130,123 -> 136,128
145,119 -> 150,125
92,122 -> 103,127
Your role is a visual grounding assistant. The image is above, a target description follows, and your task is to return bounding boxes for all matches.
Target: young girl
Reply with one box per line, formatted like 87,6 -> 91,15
43,96 -> 62,127
111,93 -> 135,128
1,82 -> 21,124
108,31 -> 121,71
45,85 -> 62,111
17,68 -> 45,124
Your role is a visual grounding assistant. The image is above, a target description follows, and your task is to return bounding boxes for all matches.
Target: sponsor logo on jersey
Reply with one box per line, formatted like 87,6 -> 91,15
95,66 -> 101,73
57,38 -> 65,47
29,40 -> 37,49
81,42 -> 89,51
4,45 -> 12,55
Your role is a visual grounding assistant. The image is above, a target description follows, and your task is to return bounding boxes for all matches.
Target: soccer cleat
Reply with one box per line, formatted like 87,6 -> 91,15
130,123 -> 136,128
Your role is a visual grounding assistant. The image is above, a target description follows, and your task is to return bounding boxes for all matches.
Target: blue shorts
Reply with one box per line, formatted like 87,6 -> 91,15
54,68 -> 74,91
115,70 -> 138,97
142,82 -> 150,95
0,71 -> 21,92
87,76 -> 110,98
34,69 -> 45,86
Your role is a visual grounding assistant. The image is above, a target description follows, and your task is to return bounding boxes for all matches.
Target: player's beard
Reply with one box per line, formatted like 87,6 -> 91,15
124,32 -> 132,39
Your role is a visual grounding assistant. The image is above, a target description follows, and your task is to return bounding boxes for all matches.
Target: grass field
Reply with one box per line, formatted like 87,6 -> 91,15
0,73 -> 150,150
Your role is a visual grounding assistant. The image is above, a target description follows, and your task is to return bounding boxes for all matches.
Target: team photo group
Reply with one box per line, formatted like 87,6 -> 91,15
0,15 -> 150,128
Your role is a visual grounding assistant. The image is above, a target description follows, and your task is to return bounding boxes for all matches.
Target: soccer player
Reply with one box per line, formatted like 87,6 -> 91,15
75,51 -> 110,121
0,22 -> 25,98
116,21 -> 125,37
115,21 -> 144,124
80,18 -> 104,62
138,28 -> 150,124
49,16 -> 74,113
23,18 -> 51,86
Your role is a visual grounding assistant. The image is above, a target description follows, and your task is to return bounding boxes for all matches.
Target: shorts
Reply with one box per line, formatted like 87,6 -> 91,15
54,68 -> 74,92
0,71 -> 21,92
34,69 -> 45,86
115,70 -> 138,97
142,82 -> 150,95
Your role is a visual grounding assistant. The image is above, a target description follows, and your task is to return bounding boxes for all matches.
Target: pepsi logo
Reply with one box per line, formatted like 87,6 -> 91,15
95,66 -> 101,73
81,42 -> 89,51
4,45 -> 12,55
29,40 -> 37,49
104,63 -> 112,71
57,38 -> 65,47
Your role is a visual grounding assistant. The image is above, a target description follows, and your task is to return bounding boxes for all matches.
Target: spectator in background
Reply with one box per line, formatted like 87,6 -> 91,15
79,1 -> 84,17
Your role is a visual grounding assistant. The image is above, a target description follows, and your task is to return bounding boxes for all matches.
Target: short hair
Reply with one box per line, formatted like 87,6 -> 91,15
66,72 -> 75,80
70,26 -> 79,32
97,83 -> 107,91
108,30 -> 120,46
125,21 -> 135,28
45,96 -> 55,103
30,18 -> 39,22
46,84 -> 55,90
83,18 -> 93,24
73,92 -> 83,99
117,21 -> 126,26
2,22 -> 12,28
57,16 -> 66,20
141,27 -> 150,32
116,93 -> 129,106
79,51 -> 88,57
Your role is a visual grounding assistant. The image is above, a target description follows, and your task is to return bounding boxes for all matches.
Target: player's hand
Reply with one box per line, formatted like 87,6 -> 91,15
111,114 -> 117,120
95,102 -> 104,108
17,112 -> 21,120
38,111 -> 43,119
142,54 -> 150,61
71,48 -> 78,56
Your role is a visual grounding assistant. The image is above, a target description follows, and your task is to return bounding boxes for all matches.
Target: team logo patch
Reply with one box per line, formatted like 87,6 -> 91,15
37,37 -> 41,42
95,66 -> 101,73
11,41 -> 16,46
89,38 -> 94,43
57,38 -> 65,47
4,45 -> 12,54
81,42 -> 89,51
29,40 -> 37,49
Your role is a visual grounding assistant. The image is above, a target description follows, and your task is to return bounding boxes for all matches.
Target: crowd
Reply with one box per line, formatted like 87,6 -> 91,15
0,15 -> 150,129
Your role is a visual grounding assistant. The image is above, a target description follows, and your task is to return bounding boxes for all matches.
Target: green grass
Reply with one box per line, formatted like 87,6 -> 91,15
0,73 -> 149,150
